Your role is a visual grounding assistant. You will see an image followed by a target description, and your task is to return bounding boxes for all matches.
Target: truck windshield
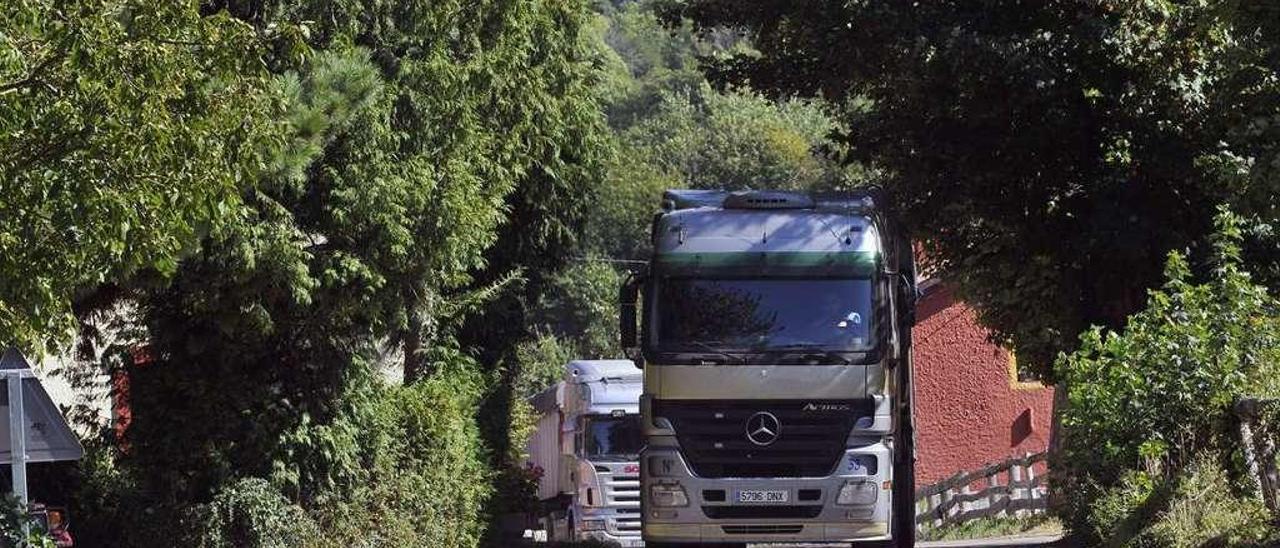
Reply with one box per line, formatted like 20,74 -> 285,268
655,278 -> 875,353
584,415 -> 642,460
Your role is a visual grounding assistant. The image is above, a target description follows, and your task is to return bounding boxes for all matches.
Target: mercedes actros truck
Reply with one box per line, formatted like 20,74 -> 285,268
620,190 -> 918,547
526,360 -> 645,547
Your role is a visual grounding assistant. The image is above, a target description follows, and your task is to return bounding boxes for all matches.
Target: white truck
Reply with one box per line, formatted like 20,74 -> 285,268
621,190 -> 918,547
527,360 -> 645,546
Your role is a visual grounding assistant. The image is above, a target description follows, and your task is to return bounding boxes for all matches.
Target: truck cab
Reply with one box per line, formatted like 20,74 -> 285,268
528,360 -> 645,546
620,190 -> 917,547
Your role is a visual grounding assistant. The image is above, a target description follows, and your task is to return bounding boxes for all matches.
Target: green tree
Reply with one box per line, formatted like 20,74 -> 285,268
35,0 -> 613,545
0,0 -> 285,351
664,0 -> 1280,374
620,86 -> 845,191
531,260 -> 625,359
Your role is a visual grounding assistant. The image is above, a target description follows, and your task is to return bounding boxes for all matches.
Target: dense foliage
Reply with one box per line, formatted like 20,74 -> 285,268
0,495 -> 54,548
1056,211 -> 1280,544
0,0 -> 285,352
487,0 -> 854,363
18,0 -> 1280,546
665,0 -> 1280,375
3,0 -> 609,545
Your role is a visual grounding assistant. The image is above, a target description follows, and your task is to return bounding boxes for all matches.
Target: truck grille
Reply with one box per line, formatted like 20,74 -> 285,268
653,399 -> 870,478
604,474 -> 640,505
613,508 -> 641,533
601,469 -> 641,535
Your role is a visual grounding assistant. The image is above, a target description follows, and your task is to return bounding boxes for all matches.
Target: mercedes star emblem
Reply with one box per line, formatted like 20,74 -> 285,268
745,411 -> 781,446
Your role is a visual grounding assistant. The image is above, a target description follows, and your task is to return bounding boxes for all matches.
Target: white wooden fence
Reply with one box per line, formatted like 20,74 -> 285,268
914,451 -> 1049,532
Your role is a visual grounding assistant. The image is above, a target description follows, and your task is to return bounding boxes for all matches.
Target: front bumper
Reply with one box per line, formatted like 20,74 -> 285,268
641,443 -> 894,543
580,529 -> 645,547
577,506 -> 643,547
644,522 -> 887,543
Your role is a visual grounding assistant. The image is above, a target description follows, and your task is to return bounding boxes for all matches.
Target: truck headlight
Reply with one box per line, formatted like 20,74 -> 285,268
649,483 -> 689,507
579,518 -> 605,531
836,480 -> 878,505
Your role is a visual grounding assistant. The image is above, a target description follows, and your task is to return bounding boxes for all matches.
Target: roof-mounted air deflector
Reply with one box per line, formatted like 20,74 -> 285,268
723,190 -> 814,210
662,189 -> 817,211
662,189 -> 731,211
566,360 -> 641,384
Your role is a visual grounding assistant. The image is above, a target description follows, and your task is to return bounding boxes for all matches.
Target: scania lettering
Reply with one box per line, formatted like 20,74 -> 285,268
526,360 -> 645,546
620,190 -> 918,547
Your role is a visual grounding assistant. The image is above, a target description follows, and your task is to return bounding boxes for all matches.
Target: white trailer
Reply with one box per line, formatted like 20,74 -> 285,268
527,360 -> 643,546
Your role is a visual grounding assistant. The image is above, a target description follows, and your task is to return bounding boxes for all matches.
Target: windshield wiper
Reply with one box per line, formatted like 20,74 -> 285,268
681,341 -> 745,364
756,344 -> 853,365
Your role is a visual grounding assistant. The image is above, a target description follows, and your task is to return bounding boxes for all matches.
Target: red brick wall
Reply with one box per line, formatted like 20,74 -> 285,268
912,283 -> 1055,486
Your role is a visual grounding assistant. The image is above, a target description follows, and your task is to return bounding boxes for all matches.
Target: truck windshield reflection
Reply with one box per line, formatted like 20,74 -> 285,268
584,415 -> 643,460
655,278 -> 874,352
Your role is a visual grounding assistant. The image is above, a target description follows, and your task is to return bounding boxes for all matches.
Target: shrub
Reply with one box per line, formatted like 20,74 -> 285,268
1147,458 -> 1273,548
315,355 -> 494,547
513,333 -> 581,402
187,478 -> 321,548
1085,469 -> 1166,547
1056,208 -> 1280,542
0,494 -> 54,548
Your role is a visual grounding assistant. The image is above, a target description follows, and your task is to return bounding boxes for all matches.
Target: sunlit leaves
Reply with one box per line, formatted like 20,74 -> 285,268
0,0 -> 285,351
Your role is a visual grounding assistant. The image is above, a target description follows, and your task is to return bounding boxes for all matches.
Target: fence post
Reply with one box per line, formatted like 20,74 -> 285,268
915,495 -> 926,535
940,487 -> 955,526
1238,398 -> 1279,514
1024,452 -> 1037,502
986,471 -> 1000,512
930,492 -> 943,529
1009,462 -> 1024,518
1238,400 -> 1265,499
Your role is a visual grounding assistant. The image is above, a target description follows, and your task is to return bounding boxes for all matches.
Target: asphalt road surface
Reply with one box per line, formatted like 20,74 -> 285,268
757,535 -> 1068,548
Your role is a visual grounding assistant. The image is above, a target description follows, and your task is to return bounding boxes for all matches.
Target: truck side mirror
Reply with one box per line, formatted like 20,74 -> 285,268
902,273 -> 919,327
619,275 -> 643,361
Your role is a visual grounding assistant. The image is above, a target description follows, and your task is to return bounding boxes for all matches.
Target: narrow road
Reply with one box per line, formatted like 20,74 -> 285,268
758,535 -> 1067,548
918,534 -> 1067,547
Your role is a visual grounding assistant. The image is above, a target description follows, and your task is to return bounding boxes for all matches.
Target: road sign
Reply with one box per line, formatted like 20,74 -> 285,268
0,348 -> 85,505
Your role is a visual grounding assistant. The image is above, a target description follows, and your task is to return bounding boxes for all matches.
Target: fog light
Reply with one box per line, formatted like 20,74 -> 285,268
836,480 -> 878,505
579,519 -> 605,531
650,483 -> 689,507
846,507 -> 875,520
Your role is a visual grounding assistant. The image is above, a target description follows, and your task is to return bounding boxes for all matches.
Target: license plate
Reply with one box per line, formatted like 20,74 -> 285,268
737,489 -> 789,503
